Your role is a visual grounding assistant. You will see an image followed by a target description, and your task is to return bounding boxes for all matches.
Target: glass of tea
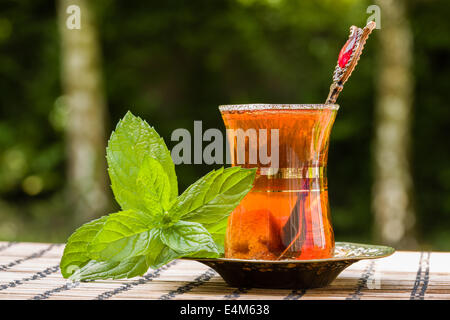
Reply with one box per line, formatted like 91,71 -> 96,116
220,104 -> 338,260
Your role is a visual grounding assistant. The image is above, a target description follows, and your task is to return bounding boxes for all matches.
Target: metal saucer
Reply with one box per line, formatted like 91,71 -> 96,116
184,242 -> 394,289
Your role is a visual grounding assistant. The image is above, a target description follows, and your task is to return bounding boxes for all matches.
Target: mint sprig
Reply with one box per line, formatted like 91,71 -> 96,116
60,111 -> 256,281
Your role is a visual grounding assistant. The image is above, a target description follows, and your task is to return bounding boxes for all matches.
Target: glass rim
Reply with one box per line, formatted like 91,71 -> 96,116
218,103 -> 339,112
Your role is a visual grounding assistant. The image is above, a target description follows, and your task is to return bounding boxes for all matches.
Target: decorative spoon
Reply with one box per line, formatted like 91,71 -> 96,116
279,21 -> 377,260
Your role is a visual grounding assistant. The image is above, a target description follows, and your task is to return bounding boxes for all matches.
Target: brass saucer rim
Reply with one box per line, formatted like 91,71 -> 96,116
183,241 -> 395,264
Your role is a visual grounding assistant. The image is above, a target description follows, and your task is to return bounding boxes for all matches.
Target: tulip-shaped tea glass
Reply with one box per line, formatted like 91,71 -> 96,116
220,104 -> 338,260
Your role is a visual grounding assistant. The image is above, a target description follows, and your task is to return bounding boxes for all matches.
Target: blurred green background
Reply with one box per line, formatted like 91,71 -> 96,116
0,0 -> 449,250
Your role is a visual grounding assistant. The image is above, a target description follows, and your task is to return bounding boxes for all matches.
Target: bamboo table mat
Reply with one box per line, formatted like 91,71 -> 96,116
0,241 -> 449,300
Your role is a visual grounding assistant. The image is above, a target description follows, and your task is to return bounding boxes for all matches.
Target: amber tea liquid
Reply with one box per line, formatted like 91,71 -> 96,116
220,104 -> 338,260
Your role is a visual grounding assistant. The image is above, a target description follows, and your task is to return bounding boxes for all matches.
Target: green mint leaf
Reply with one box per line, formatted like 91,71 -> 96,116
160,221 -> 219,258
145,232 -> 182,269
71,245 -> 180,281
107,111 -> 178,212
168,166 -> 256,247
67,222 -> 178,281
136,156 -> 171,212
70,255 -> 149,281
60,216 -> 108,278
87,210 -> 156,262
202,217 -> 228,254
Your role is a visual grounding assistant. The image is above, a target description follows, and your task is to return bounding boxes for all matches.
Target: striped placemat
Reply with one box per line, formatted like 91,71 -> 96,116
0,242 -> 449,300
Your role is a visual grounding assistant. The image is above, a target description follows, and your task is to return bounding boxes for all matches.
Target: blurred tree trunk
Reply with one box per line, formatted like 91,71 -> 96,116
373,0 -> 416,248
57,0 -> 109,225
